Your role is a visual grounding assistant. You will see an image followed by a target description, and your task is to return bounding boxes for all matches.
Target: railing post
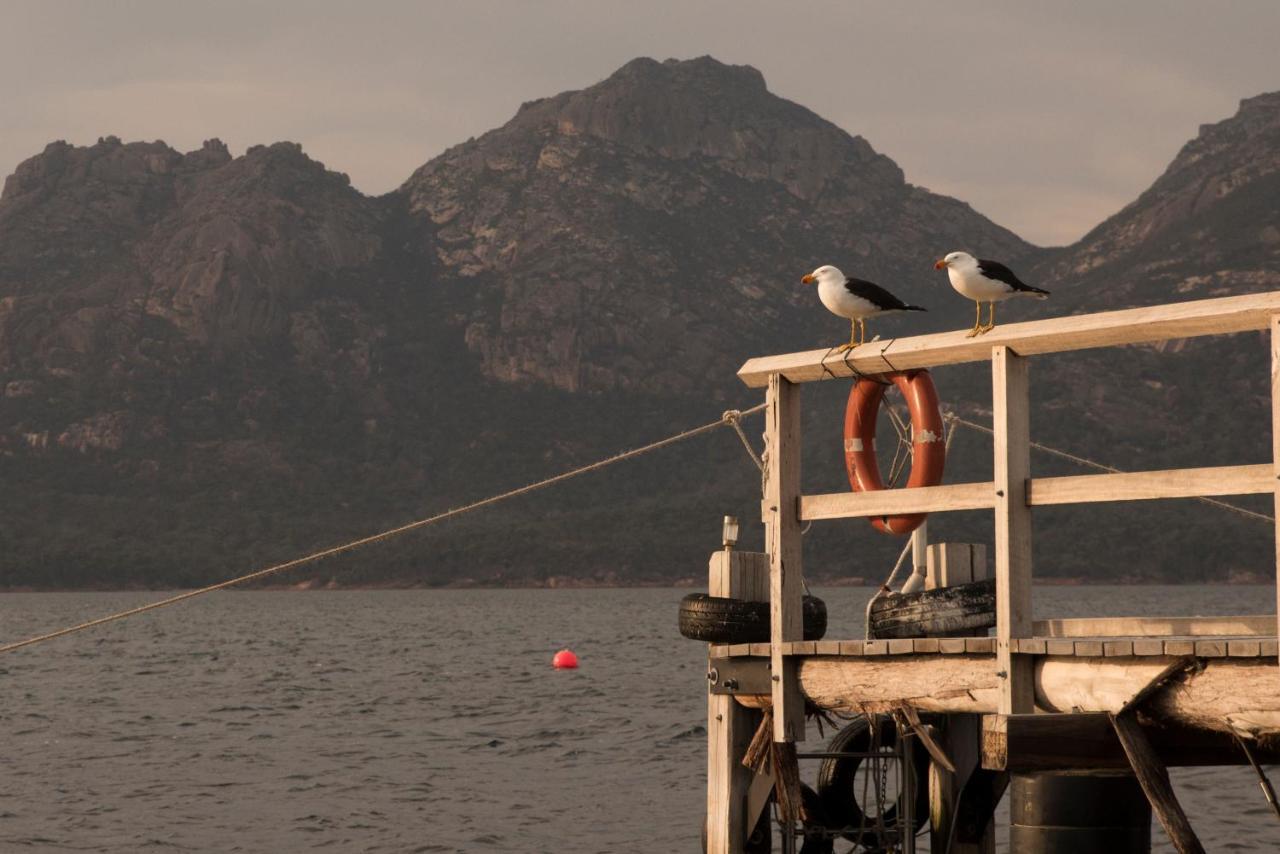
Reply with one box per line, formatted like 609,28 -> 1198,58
764,374 -> 805,742
1272,316 -> 1280,665
992,346 -> 1034,714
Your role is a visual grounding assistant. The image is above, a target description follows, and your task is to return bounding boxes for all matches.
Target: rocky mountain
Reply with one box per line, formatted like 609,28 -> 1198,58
0,57 -> 1276,589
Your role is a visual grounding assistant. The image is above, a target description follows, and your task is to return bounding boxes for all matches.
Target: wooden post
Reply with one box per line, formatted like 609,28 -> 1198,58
992,346 -> 1034,715
707,550 -> 769,854
1272,316 -> 1280,666
764,374 -> 805,742
930,714 -> 996,853
1111,711 -> 1207,854
926,543 -> 988,590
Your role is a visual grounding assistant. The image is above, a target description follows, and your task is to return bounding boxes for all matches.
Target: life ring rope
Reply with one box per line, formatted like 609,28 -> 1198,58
842,370 -> 946,535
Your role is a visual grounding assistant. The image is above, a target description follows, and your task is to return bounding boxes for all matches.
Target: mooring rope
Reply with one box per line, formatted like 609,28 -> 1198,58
944,413 -> 1275,524
0,403 -> 767,656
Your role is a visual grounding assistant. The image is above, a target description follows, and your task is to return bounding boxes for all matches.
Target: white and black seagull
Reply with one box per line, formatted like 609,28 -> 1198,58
801,265 -> 926,351
934,251 -> 1049,337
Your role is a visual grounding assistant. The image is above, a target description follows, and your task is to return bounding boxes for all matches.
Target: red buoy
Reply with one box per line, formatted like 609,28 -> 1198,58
552,649 -> 579,669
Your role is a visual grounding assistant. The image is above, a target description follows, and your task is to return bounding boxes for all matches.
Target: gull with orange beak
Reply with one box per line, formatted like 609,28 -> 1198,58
935,251 -> 1049,336
802,265 -> 926,351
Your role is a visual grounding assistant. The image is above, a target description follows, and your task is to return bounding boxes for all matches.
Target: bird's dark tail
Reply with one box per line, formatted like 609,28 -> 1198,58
903,304 -> 927,312
1018,285 -> 1050,300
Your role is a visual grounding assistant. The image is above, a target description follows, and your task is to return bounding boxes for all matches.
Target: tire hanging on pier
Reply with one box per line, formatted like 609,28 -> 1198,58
816,715 -> 929,846
843,370 -> 945,535
678,593 -> 828,644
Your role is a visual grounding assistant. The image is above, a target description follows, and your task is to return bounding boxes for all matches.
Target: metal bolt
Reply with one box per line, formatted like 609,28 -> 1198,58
724,679 -> 739,691
772,674 -> 780,682
707,668 -> 719,682
996,670 -> 1008,678
996,489 -> 1005,497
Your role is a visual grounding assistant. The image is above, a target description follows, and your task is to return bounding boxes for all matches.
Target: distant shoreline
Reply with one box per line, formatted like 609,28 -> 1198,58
1,576 -> 1274,593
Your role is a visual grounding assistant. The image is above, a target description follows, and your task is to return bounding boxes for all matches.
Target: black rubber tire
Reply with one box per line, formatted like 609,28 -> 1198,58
815,715 -> 930,846
679,593 -> 827,643
868,577 -> 995,639
799,782 -> 835,854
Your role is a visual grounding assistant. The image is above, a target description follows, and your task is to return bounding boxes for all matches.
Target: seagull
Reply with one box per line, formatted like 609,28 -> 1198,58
801,265 -> 926,351
934,251 -> 1049,337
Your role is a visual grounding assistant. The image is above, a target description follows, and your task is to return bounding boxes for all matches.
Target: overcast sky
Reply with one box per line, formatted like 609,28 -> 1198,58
2,1 -> 1276,246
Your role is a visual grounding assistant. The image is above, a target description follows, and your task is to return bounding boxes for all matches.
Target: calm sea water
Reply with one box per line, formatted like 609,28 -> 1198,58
0,586 -> 1276,852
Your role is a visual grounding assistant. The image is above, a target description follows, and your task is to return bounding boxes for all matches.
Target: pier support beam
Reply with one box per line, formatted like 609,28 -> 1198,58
930,714 -> 996,853
764,374 -> 804,742
992,346 -> 1034,715
706,550 -> 768,854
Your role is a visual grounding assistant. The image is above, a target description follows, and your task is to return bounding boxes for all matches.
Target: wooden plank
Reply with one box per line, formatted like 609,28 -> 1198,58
814,640 -> 841,656
1165,640 -> 1196,656
1273,314 -> 1280,665
1111,711 -> 1207,854
1194,640 -> 1227,658
1104,640 -> 1135,657
940,638 -> 968,654
1074,640 -> 1105,657
799,481 -> 994,521
1031,614 -> 1275,637
1229,639 -> 1263,658
749,643 -> 770,657
926,542 -> 988,590
863,640 -> 889,656
838,640 -> 866,656
987,712 -> 1280,771
737,290 -> 1280,388
1045,639 -> 1076,656
889,638 -> 916,655
1264,639 -> 1279,658
965,637 -> 995,654
706,550 -> 767,854
764,374 -> 805,742
1029,463 -> 1272,506
728,643 -> 752,657
914,638 -> 941,654
1016,638 -> 1047,655
1133,639 -> 1165,656
993,346 -> 1034,715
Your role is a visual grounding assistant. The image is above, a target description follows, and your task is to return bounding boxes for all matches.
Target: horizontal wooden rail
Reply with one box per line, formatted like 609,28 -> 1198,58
737,291 -> 1280,387
798,464 -> 1270,522
1028,463 -> 1273,506
798,482 -> 995,520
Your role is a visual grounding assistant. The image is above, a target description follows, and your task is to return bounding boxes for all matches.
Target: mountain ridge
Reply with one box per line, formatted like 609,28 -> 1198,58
1,57 -> 1277,588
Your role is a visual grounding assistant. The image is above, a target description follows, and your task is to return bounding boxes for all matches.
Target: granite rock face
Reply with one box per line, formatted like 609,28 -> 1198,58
1,58 -> 1277,587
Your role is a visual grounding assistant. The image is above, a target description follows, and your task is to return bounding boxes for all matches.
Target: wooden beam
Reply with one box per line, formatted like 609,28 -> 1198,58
1028,463 -> 1272,506
1030,614 -> 1275,637
1272,315 -> 1280,665
764,374 -> 805,742
798,481 -> 994,521
1111,711 -> 1207,854
737,290 -> 1280,387
982,712 -> 1279,771
993,346 -> 1034,715
706,551 -> 768,854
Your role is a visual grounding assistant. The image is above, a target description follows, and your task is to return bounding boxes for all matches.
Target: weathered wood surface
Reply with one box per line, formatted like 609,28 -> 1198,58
764,374 -> 804,742
1029,463 -> 1272,505
930,714 -> 995,854
799,481 -> 994,520
993,346 -> 1034,716
1030,614 -> 1274,638
737,290 -> 1280,387
983,712 -> 1280,771
868,578 -> 995,639
1272,315 -> 1280,664
793,656 -> 1280,737
725,635 -> 1278,658
1112,711 -> 1207,854
706,550 -> 766,854
926,542 -> 988,590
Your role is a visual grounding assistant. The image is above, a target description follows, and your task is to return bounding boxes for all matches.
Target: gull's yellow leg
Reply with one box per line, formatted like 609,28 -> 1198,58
858,319 -> 867,347
838,319 -> 857,352
981,302 -> 997,334
966,301 -> 982,337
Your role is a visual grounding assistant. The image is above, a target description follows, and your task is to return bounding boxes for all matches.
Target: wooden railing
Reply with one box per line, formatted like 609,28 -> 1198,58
740,291 -> 1280,741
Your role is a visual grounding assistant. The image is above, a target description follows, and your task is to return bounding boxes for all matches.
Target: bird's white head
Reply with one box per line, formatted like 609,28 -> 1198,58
934,251 -> 976,271
801,264 -> 843,286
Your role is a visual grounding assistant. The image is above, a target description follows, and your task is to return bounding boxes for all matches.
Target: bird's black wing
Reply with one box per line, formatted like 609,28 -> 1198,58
977,259 -> 1049,295
844,277 -> 916,310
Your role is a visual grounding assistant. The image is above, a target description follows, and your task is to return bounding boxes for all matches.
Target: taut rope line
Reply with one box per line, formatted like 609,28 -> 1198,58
0,403 -> 767,656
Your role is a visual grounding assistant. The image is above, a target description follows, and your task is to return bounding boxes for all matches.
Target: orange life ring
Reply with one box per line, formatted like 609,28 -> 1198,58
843,370 -> 946,535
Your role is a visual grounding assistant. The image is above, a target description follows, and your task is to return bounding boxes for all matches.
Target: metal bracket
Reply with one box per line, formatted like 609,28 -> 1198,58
708,657 -> 772,695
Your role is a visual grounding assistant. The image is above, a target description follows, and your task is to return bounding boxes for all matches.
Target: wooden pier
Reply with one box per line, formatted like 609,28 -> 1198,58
704,291 -> 1280,852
